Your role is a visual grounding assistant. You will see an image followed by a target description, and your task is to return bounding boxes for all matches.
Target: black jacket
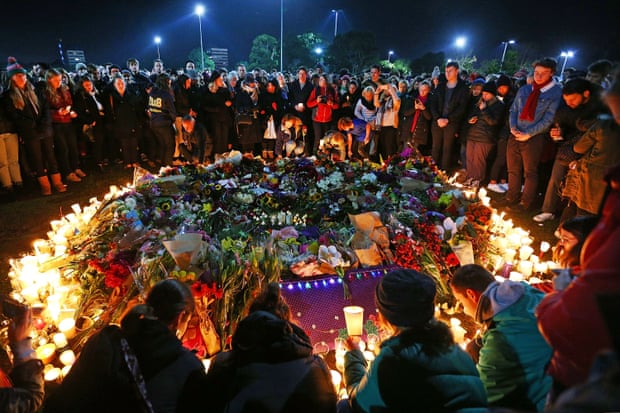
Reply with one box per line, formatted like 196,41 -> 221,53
465,97 -> 505,143
430,79 -> 470,126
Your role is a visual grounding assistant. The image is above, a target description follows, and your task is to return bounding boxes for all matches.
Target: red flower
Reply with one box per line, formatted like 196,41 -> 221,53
446,252 -> 460,267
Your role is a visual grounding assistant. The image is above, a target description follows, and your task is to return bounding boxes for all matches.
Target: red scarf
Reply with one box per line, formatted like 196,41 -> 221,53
519,79 -> 552,121
410,94 -> 429,133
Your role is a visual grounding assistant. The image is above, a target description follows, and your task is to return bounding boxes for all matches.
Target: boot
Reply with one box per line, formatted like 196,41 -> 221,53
37,176 -> 52,196
50,173 -> 67,193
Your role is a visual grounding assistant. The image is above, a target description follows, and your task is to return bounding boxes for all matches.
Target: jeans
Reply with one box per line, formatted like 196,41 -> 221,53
541,159 -> 569,213
506,133 -> 545,208
0,133 -> 22,188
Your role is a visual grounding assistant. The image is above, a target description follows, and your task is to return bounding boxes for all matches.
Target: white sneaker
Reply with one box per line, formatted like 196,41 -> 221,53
533,212 -> 555,223
500,183 -> 509,192
487,183 -> 507,193
66,172 -> 81,183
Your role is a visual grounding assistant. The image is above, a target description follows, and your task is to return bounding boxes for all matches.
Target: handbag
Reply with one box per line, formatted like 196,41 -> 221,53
263,116 -> 277,140
235,113 -> 253,126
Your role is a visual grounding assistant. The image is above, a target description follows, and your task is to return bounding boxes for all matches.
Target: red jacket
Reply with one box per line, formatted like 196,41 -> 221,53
536,164 -> 620,388
306,86 -> 339,123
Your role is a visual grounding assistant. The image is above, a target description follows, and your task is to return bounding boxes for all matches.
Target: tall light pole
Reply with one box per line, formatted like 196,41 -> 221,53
499,39 -> 515,72
387,50 -> 394,63
195,4 -> 205,72
331,9 -> 340,38
280,0 -> 284,72
560,50 -> 575,80
154,36 -> 161,60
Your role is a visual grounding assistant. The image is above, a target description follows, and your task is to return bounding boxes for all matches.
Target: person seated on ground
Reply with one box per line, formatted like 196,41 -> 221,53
180,115 -> 212,164
450,264 -> 552,412
177,282 -> 337,413
337,116 -> 372,160
319,130 -> 347,162
339,268 -> 487,413
0,301 -> 44,413
275,113 -> 306,158
42,279 -> 203,413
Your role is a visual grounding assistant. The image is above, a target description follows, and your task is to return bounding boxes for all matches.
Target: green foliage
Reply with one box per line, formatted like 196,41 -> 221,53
249,34 -> 280,71
325,31 -> 379,74
283,32 -> 325,70
187,48 -> 215,72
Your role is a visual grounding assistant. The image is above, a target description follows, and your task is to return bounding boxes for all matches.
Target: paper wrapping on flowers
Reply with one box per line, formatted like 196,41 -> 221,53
162,233 -> 204,271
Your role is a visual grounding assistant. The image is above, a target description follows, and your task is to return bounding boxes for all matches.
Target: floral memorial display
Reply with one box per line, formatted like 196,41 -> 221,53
5,149 -> 557,382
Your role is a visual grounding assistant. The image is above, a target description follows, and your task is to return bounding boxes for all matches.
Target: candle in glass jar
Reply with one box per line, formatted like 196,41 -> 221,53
53,333 -> 68,348
519,246 -> 534,261
36,343 -> 56,364
518,261 -> 533,277
58,318 -> 76,339
59,350 -> 76,366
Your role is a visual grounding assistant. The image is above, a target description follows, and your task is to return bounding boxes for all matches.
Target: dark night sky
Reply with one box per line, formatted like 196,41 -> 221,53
2,0 -> 619,72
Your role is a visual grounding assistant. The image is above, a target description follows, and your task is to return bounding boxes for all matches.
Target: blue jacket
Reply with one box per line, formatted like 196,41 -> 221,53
344,321 -> 487,413
509,81 -> 562,138
149,87 -> 176,127
476,281 -> 553,411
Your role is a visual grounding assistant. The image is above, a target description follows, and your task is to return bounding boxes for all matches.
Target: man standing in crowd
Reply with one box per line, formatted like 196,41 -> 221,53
430,61 -> 470,172
287,67 -> 314,149
501,58 -> 562,212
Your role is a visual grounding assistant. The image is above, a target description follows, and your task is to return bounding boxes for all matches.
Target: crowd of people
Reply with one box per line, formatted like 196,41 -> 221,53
1,52 -> 619,412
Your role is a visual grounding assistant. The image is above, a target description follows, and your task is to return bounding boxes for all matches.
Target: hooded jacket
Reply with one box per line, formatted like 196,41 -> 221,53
475,281 -> 552,412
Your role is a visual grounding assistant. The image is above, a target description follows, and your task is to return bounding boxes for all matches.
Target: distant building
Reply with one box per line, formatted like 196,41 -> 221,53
210,48 -> 229,71
67,50 -> 86,70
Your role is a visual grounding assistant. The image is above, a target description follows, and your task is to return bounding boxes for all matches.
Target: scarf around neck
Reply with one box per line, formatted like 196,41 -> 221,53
519,79 -> 553,121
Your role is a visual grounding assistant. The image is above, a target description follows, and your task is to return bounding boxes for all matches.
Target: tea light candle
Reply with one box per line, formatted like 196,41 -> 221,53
509,271 -> 524,282
503,248 -> 517,263
450,318 -> 466,344
519,245 -> 534,261
58,318 -> 76,339
52,333 -> 68,349
330,369 -> 342,391
36,343 -> 56,364
61,365 -> 72,378
534,262 -> 548,274
71,203 -> 82,215
44,367 -> 62,382
59,350 -> 76,366
46,295 -> 61,322
518,261 -> 533,277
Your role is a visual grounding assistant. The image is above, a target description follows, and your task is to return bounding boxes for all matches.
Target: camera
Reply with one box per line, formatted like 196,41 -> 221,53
318,95 -> 327,104
1,296 -> 27,319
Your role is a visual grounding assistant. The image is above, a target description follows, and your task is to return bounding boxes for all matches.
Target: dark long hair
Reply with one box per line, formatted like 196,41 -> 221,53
121,278 -> 194,334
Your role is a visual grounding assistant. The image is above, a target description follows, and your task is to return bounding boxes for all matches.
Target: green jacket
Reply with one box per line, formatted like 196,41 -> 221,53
476,281 -> 553,411
344,321 -> 487,413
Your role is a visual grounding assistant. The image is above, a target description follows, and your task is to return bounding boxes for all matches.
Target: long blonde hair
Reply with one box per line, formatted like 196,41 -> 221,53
8,76 -> 38,111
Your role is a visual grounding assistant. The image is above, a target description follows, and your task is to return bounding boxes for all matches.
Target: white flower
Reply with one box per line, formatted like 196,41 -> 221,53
361,173 -> 377,185
318,245 -> 349,268
124,197 -> 137,210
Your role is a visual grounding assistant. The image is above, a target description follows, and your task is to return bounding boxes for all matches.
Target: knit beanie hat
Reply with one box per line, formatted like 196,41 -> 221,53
482,81 -> 497,95
375,268 -> 436,328
7,56 -> 27,78
496,74 -> 512,88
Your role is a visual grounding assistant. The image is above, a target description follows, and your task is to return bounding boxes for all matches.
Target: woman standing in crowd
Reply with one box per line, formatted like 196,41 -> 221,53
0,77 -> 23,194
258,78 -> 286,159
2,57 -> 65,195
307,74 -> 339,154
409,81 -> 433,154
72,76 -> 106,172
104,75 -> 142,168
43,68 -> 85,183
202,70 -> 234,157
43,278 -> 203,413
373,82 -> 401,161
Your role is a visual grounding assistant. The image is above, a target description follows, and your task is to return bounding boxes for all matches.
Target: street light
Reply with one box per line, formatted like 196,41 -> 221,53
455,36 -> 467,49
387,50 -> 394,63
499,39 -> 515,72
154,36 -> 161,60
195,4 -> 205,72
560,50 -> 575,80
280,0 -> 284,72
331,9 -> 341,38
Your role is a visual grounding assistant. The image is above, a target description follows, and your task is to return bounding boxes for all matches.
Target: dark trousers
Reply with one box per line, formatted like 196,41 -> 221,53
312,121 -> 332,154
541,159 -> 569,213
53,123 -> 80,175
117,129 -> 139,165
377,126 -> 398,161
466,140 -> 495,182
151,124 -> 175,166
211,121 -> 231,156
431,122 -> 459,171
506,134 -> 545,208
489,137 -> 508,182
24,135 -> 58,177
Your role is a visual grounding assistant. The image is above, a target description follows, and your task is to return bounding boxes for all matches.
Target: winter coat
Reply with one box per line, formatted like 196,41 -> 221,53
307,86 -> 339,123
43,319 -> 203,413
344,321 -> 487,413
177,311 -> 337,413
430,79 -> 470,126
2,86 -> 52,141
409,93 -> 433,146
538,163 -> 620,388
44,86 -> 73,124
104,89 -> 142,136
562,116 -> 620,214
0,355 -> 44,413
149,87 -> 176,127
466,97 -> 505,144
72,89 -> 104,127
475,281 -> 552,411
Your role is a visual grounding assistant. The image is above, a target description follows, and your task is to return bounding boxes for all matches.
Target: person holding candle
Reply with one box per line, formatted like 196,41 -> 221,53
177,282 -> 337,413
451,264 -> 552,412
0,303 -> 45,413
339,268 -> 487,413
42,279 -> 203,413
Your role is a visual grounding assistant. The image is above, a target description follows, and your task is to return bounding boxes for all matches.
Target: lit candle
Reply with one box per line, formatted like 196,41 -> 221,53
44,367 -> 62,382
450,318 -> 466,344
59,350 -> 76,366
509,271 -> 524,282
71,203 -> 82,215
58,318 -> 76,339
330,369 -> 342,392
519,246 -> 534,261
36,343 -> 56,364
53,333 -> 68,349
61,365 -> 72,378
46,295 -> 61,322
363,350 -> 375,362
518,261 -> 533,277
534,262 -> 548,274
503,248 -> 517,263
202,358 -> 211,372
